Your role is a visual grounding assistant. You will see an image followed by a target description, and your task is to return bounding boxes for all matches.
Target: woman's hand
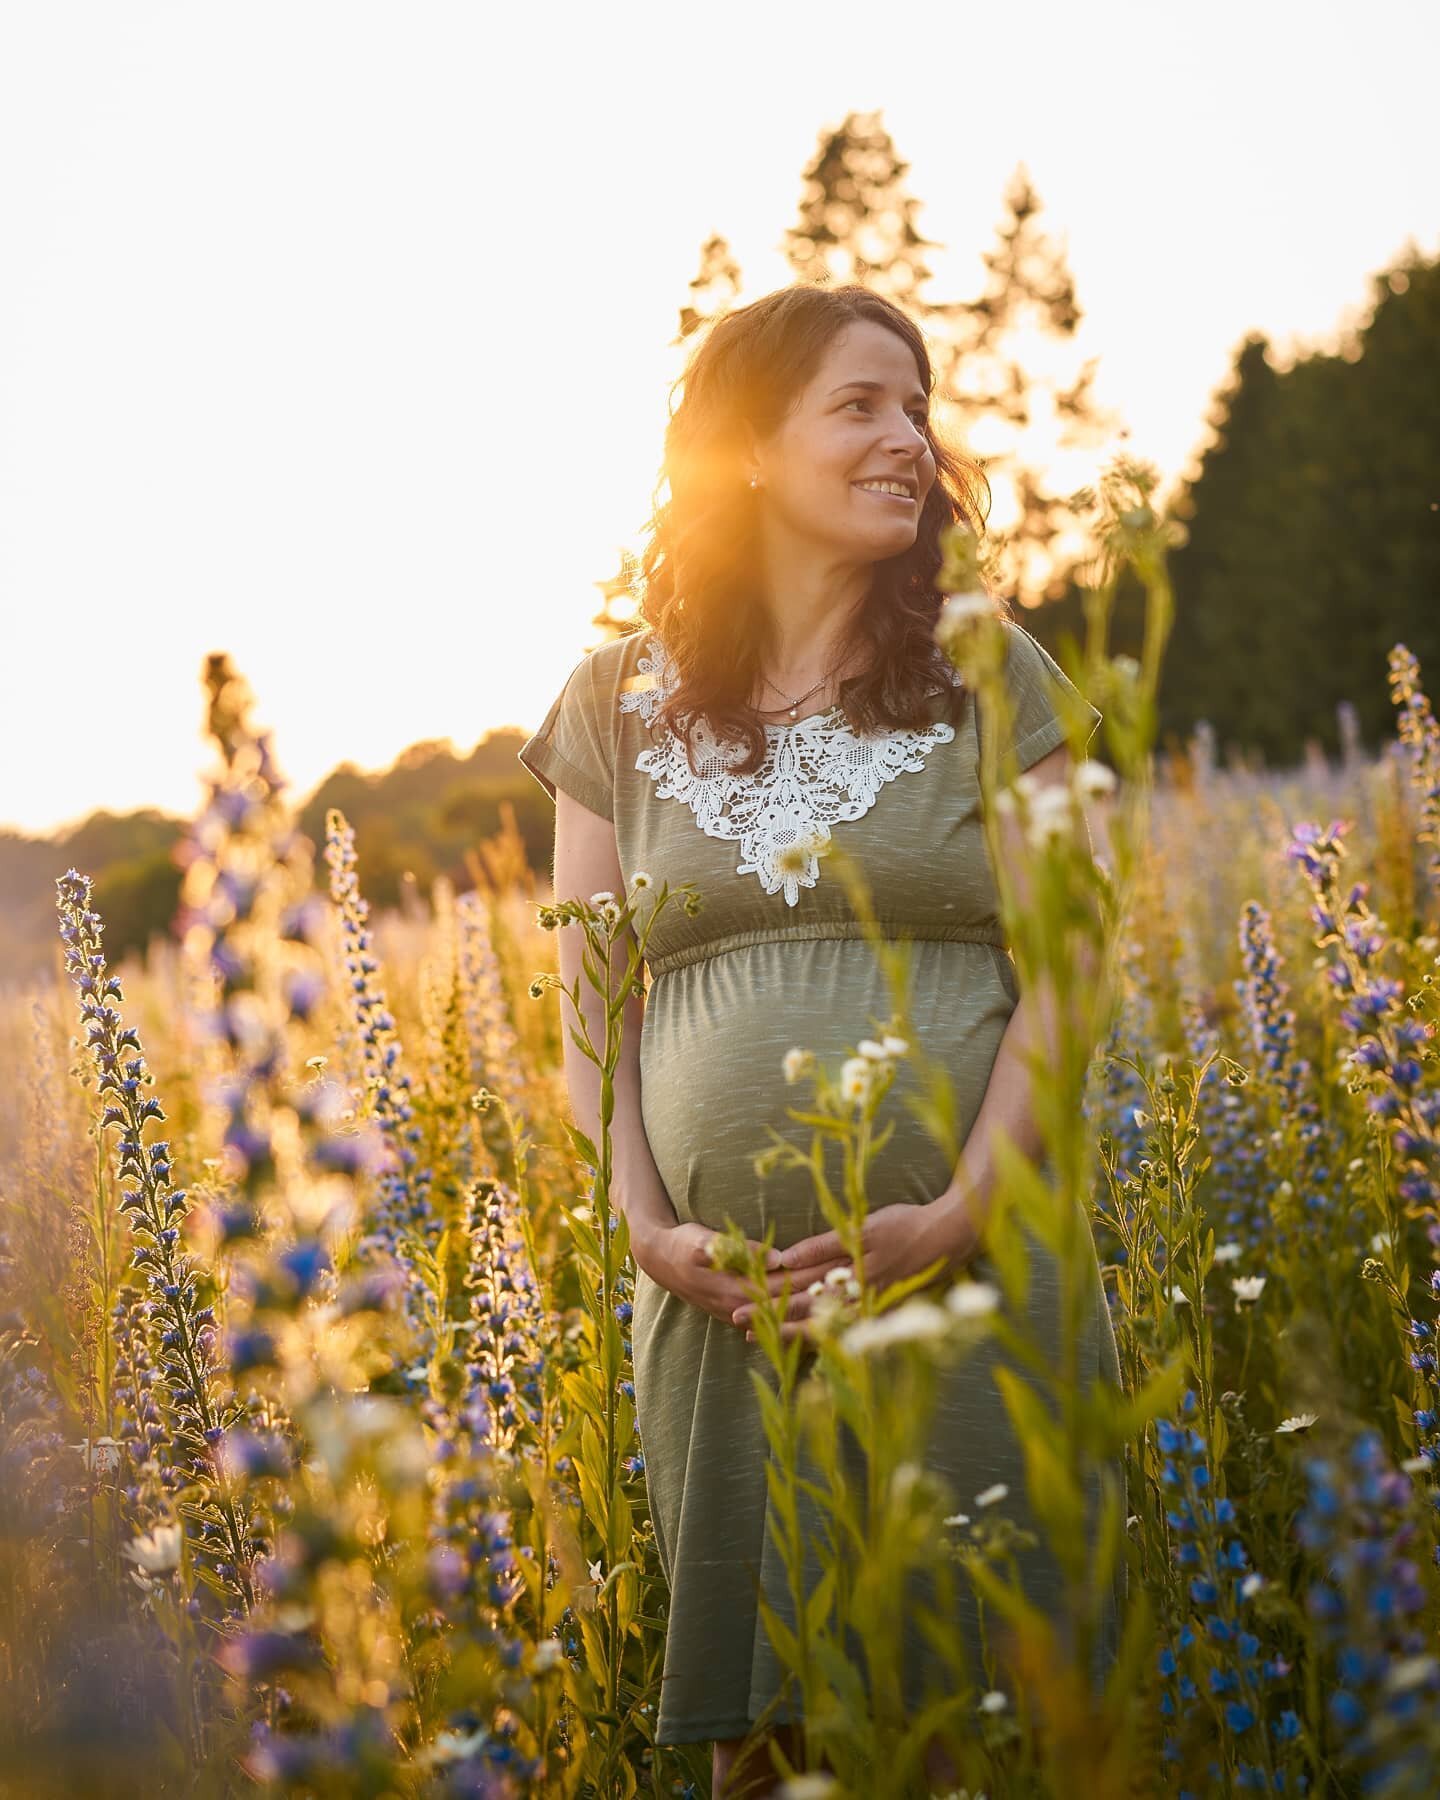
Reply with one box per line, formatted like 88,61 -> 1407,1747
730,1196 -> 986,1344
630,1219 -> 785,1329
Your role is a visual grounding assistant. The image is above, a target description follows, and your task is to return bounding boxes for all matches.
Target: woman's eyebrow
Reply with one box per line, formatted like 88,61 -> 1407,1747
828,378 -> 929,405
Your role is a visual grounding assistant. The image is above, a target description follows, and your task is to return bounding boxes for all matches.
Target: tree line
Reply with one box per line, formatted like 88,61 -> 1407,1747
6,112 -> 1433,977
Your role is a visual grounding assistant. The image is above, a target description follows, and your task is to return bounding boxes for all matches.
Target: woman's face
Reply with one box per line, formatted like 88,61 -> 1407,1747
750,318 -> 937,563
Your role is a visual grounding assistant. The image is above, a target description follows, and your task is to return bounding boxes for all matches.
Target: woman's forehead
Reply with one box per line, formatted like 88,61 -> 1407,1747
808,322 -> 924,391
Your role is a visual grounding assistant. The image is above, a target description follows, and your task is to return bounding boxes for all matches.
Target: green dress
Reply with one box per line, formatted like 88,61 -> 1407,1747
518,618 -> 1126,1747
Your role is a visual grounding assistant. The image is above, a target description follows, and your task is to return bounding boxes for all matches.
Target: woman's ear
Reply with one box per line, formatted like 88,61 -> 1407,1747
739,424 -> 760,487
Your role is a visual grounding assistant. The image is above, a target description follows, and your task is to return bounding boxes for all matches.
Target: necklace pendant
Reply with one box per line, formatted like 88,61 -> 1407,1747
789,705 -> 799,720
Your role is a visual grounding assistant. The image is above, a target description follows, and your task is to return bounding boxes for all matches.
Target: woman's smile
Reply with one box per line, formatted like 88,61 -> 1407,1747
851,477 -> 917,506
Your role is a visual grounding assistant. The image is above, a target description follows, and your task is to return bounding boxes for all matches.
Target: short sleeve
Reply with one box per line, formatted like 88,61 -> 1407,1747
517,649 -> 617,821
993,618 -> 1103,772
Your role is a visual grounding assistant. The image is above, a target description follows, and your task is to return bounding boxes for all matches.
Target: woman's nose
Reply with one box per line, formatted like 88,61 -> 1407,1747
881,409 -> 925,449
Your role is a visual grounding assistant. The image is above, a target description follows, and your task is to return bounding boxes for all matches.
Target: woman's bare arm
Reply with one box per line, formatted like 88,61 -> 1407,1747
551,789 -> 783,1315
929,740 -> 1111,1253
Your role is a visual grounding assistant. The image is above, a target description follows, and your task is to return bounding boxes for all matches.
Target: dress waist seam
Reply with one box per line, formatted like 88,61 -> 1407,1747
646,922 -> 1010,980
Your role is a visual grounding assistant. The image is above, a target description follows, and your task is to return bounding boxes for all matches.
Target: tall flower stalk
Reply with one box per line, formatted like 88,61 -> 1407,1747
1387,645 -> 1440,906
55,869 -> 254,1616
529,873 -> 696,1796
924,469 -> 1186,1792
1286,821 -> 1438,1240
323,807 -> 435,1248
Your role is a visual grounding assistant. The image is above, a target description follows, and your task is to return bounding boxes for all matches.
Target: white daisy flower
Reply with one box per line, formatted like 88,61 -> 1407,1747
423,1728 -> 492,1768
1072,759 -> 1117,800
943,1512 -> 971,1528
1231,1275 -> 1267,1305
1025,788 -> 1075,850
935,592 -> 996,659
124,1523 -> 183,1574
974,1482 -> 1009,1508
840,1056 -> 874,1105
1169,1285 -> 1190,1306
946,1280 -> 1001,1320
840,1299 -> 951,1356
629,870 -> 652,889
1275,1413 -> 1318,1434
1385,1653 -> 1440,1693
1211,1241 -> 1243,1264
978,1689 -> 1009,1713
588,890 -> 616,907
1240,1572 -> 1265,1599
783,1046 -> 815,1084
880,1033 -> 910,1057
857,1037 -> 891,1061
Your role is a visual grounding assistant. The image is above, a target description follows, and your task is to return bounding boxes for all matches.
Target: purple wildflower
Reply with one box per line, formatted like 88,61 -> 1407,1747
1156,1389 -> 1305,1795
55,868 -> 256,1609
1285,821 -> 1439,1238
1387,646 -> 1440,898
1296,1430 -> 1440,1791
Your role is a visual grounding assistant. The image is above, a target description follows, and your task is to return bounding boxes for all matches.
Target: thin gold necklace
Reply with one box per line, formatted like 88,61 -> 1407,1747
756,670 -> 832,722
756,649 -> 863,722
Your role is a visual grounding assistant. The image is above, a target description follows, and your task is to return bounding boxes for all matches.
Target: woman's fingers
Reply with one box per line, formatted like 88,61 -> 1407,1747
746,1313 -> 819,1345
760,1257 -> 849,1298
734,1290 -> 813,1330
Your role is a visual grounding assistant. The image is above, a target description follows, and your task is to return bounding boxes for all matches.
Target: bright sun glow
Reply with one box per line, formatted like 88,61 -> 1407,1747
1,0 -> 1435,834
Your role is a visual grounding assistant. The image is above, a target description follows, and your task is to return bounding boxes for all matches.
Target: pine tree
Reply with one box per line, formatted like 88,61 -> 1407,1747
781,109 -> 938,306
1157,245 -> 1440,764
676,232 -> 742,344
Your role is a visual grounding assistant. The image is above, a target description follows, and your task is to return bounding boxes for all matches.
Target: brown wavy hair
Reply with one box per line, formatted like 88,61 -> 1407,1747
631,282 -> 994,776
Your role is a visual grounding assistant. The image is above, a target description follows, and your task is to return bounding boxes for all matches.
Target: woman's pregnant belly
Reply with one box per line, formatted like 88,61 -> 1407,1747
638,937 -> 1018,1252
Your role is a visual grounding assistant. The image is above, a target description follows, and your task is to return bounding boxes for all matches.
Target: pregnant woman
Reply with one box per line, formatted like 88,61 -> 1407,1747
518,283 -> 1124,1794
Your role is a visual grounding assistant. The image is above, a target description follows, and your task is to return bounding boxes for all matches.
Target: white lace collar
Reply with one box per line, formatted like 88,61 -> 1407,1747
617,633 -> 962,905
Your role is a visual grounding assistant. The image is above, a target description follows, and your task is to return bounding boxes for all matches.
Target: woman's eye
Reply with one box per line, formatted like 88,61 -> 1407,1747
843,398 -> 928,431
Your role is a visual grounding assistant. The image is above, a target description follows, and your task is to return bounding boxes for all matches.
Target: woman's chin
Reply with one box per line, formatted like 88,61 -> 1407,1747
830,523 -> 920,564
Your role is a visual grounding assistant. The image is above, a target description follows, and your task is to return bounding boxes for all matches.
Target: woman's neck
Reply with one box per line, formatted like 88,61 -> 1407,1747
752,529 -> 871,687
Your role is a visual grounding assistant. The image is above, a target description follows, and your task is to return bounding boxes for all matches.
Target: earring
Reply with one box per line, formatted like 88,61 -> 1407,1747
749,473 -> 761,490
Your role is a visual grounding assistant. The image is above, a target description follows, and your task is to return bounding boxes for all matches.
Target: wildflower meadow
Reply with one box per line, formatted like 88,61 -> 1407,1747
4,460 -> 1440,1798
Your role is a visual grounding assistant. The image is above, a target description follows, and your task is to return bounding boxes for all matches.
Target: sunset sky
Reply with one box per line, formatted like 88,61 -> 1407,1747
1,0 -> 1435,836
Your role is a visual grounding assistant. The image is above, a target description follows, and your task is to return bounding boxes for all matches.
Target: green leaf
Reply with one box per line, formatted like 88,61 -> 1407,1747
873,1259 -> 951,1311
981,1182 -> 1031,1313
805,1564 -> 836,1639
563,1122 -> 600,1168
993,1365 -> 1087,1560
756,1592 -> 799,1672
1089,1357 -> 1186,1449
